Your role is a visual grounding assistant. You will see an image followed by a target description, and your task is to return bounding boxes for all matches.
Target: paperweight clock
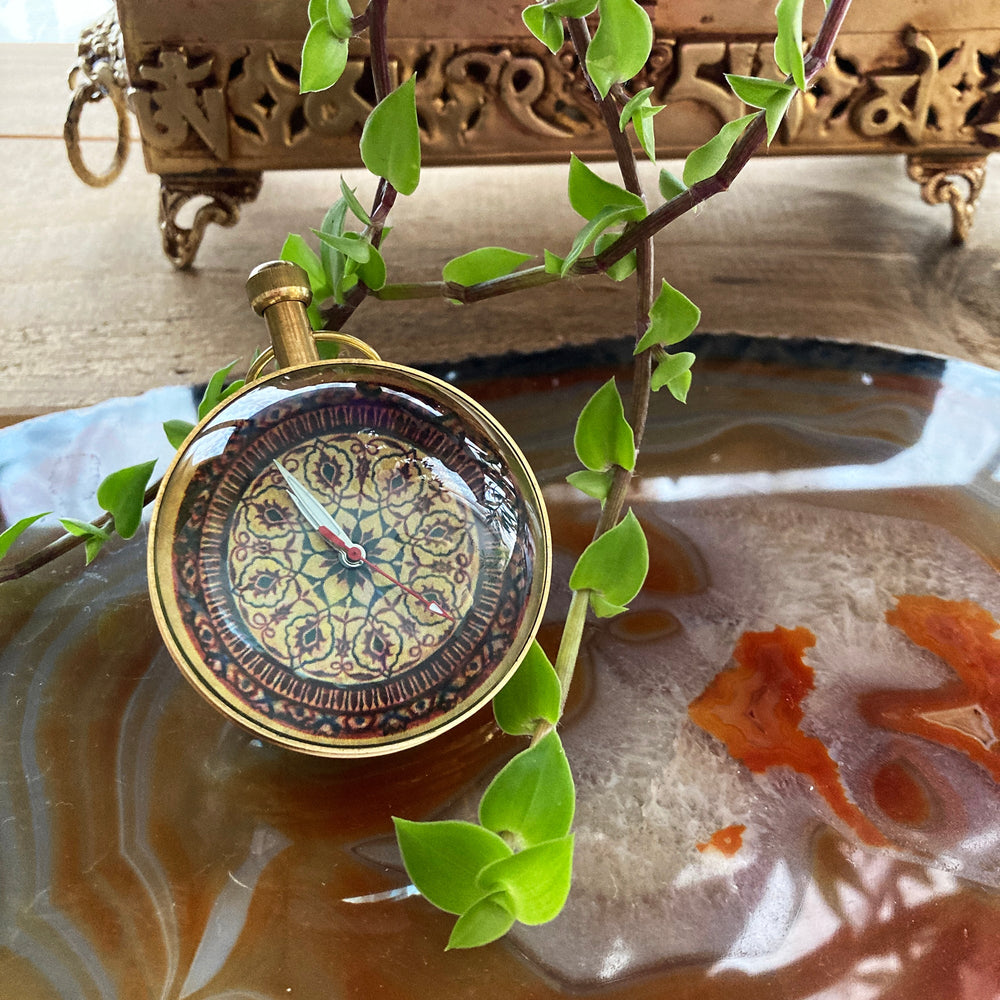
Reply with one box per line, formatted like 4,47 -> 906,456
148,261 -> 551,756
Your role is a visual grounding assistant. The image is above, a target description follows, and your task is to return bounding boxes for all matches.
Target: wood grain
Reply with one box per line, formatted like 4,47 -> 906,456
1,43 -> 997,421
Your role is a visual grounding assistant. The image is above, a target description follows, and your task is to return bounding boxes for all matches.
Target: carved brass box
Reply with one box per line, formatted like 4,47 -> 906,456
67,0 -> 1000,265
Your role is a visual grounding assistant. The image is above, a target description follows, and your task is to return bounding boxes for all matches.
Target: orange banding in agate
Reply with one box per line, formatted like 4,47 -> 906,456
688,625 -> 887,847
862,595 -> 1000,781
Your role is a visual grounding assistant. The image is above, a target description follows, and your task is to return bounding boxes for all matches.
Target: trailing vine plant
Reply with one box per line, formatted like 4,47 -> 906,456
0,0 -> 854,952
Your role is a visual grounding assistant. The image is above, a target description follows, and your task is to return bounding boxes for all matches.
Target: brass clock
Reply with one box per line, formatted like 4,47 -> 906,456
148,261 -> 551,756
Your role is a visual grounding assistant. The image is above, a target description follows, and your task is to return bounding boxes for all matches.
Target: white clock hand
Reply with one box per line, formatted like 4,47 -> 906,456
272,460 -> 365,563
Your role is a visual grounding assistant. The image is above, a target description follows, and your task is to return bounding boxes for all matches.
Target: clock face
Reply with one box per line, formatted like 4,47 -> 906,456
149,361 -> 550,756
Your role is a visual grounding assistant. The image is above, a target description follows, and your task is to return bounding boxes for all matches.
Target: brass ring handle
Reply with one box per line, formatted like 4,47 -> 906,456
64,68 -> 130,188
246,332 -> 383,381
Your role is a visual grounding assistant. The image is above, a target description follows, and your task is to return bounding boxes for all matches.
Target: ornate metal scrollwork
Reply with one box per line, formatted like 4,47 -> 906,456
64,8 -> 131,187
906,154 -> 988,244
159,172 -> 263,270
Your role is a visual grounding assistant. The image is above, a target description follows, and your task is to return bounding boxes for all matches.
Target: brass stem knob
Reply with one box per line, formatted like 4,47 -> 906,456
246,260 -> 319,370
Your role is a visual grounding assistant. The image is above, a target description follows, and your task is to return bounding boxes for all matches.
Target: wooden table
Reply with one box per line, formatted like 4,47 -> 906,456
2,43 -> 998,422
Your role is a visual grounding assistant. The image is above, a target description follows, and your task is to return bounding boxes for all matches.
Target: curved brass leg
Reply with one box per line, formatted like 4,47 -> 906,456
158,173 -> 263,269
905,154 -> 988,245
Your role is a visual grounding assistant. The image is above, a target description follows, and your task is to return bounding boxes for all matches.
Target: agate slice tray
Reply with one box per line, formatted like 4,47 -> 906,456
1,334 -> 998,999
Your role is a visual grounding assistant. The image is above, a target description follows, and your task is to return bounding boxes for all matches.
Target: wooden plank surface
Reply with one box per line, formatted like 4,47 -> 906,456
1,43 -> 998,421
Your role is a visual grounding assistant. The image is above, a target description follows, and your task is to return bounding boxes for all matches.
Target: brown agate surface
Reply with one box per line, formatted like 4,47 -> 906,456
1,340 -> 998,998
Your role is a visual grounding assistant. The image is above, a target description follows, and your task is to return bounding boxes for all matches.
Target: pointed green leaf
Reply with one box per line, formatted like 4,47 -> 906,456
634,278 -> 701,353
566,468 -> 614,502
573,378 -> 635,473
561,205 -> 637,276
59,517 -> 110,564
339,178 -> 372,225
492,640 -> 562,736
393,819 -> 512,916
326,0 -> 354,38
163,419 -> 194,449
479,731 -> 575,850
300,20 -> 348,94
96,459 -> 157,540
774,0 -> 807,91
360,75 -> 421,196
593,231 -> 636,281
198,360 -> 239,419
658,168 -> 687,201
569,508 -> 648,616
308,0 -> 326,24
311,228 -> 371,262
682,113 -> 756,187
651,353 -> 695,402
357,242 -> 386,290
477,835 -> 575,925
0,512 -> 50,561
318,198 -> 350,303
586,0 -> 653,99
281,233 -> 330,302
442,247 -> 533,286
522,5 -> 564,53
618,87 -> 662,161
446,893 -> 515,950
544,249 -> 565,274
725,75 -> 796,144
568,154 -> 645,222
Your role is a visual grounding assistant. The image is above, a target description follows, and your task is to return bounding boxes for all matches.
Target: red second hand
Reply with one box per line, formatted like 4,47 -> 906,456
317,526 -> 455,622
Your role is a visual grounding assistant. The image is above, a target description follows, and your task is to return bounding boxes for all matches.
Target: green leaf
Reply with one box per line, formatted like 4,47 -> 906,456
442,247 -> 533,287
593,231 -> 636,282
566,468 -> 613,501
281,233 -> 330,303
634,278 -> 701,353
357,242 -> 386,291
339,177 -> 372,225
393,819 -> 512,916
560,204 -> 638,276
618,87 -> 662,161
96,460 -> 157,540
360,75 -> 421,196
59,517 -> 110,565
651,352 -> 695,401
318,198 -> 350,303
573,378 -> 635,473
586,0 -> 653,99
658,168 -> 687,201
300,19 -> 348,94
569,508 -> 648,617
446,893 -> 515,950
477,835 -> 575,925
543,249 -> 565,274
567,154 -> 645,222
0,512 -> 50,561
307,0 -> 326,24
682,113 -> 756,187
311,228 -> 371,263
163,419 -> 194,449
479,731 -> 575,850
326,0 -> 354,38
774,0 -> 807,90
522,5 -> 564,53
492,640 -> 562,736
725,74 -> 796,144
198,360 -> 240,419
546,0 -> 599,15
